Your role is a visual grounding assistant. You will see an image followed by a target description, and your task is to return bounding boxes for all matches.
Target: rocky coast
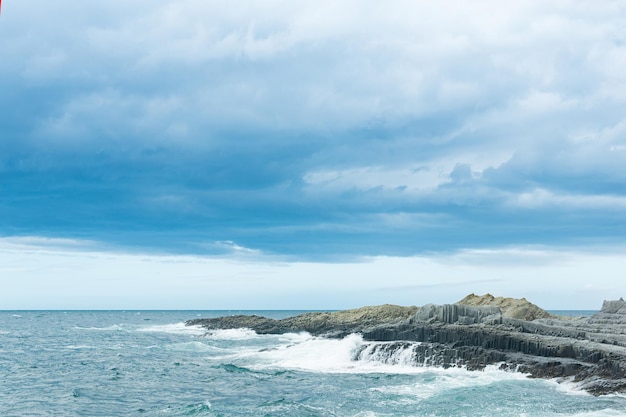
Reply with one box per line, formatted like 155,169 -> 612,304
186,294 -> 626,395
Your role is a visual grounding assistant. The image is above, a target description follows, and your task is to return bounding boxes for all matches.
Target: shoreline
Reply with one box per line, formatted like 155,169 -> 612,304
186,294 -> 626,396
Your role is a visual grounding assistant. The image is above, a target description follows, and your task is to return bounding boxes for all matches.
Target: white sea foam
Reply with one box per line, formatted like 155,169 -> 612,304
549,375 -> 626,399
232,333 -> 492,376
549,377 -> 594,397
137,322 -> 207,336
74,324 -> 127,332
164,341 -> 226,353
221,330 -> 545,406
372,365 -> 529,400
202,328 -> 259,340
357,341 -> 424,366
246,333 -> 367,373
276,331 -> 315,344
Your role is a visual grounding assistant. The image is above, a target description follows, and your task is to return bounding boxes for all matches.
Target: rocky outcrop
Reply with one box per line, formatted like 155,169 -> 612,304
587,298 -> 626,325
598,298 -> 626,315
457,293 -> 555,321
186,304 -> 417,336
415,303 -> 502,325
186,295 -> 626,396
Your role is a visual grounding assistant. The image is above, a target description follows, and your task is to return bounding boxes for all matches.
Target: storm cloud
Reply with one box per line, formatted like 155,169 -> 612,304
1,0 -> 625,259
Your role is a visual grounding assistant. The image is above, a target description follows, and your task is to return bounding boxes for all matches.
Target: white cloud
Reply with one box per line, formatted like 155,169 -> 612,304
204,240 -> 262,256
302,151 -> 511,195
516,91 -> 578,114
508,188 -> 626,210
6,0 -> 623,135
302,165 -> 449,193
1,237 -> 624,310
0,236 -> 100,251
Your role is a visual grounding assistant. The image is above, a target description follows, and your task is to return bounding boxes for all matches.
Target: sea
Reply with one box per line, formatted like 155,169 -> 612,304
2,310 -> 626,417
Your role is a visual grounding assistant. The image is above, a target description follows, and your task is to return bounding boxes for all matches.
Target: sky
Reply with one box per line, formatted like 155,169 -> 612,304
1,1 -> 625,310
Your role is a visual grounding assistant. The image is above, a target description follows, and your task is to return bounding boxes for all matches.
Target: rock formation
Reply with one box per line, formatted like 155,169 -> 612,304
457,293 -> 555,321
186,294 -> 626,396
187,304 -> 417,337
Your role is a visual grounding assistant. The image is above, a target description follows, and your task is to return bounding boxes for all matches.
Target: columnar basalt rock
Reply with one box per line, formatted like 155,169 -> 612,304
414,303 -> 502,325
186,295 -> 626,395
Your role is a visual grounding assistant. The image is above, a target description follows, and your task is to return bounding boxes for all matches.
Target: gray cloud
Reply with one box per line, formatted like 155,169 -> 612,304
1,0 -> 625,257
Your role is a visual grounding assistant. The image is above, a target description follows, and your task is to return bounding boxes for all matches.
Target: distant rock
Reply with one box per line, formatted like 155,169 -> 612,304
457,293 -> 555,321
587,297 -> 626,325
600,298 -> 626,314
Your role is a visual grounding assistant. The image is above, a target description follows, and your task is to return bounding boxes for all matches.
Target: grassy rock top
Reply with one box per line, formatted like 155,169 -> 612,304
187,304 -> 418,335
271,304 -> 418,334
457,293 -> 555,321
317,304 -> 418,324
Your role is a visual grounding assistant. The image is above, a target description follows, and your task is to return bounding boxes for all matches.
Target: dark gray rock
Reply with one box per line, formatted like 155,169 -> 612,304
599,298 -> 626,315
414,303 -> 502,325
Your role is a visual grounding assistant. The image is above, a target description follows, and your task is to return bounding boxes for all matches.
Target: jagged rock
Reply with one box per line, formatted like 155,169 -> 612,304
600,298 -> 626,314
587,298 -> 626,326
457,293 -> 554,321
186,295 -> 626,395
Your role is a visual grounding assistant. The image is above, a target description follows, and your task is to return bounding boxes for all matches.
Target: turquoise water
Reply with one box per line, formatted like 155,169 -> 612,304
1,310 -> 625,416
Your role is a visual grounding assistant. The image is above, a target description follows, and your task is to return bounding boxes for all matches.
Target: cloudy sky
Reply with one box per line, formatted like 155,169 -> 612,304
1,1 -> 625,310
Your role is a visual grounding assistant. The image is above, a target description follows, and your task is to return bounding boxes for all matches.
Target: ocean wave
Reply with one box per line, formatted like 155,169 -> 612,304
74,324 -> 127,332
549,377 -> 595,397
256,398 -> 331,416
215,363 -> 256,374
202,328 -> 259,340
164,341 -> 227,353
63,345 -> 99,350
137,322 -> 207,336
225,333 -> 540,385
153,400 -> 213,416
371,365 -> 529,400
233,333 -> 436,374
